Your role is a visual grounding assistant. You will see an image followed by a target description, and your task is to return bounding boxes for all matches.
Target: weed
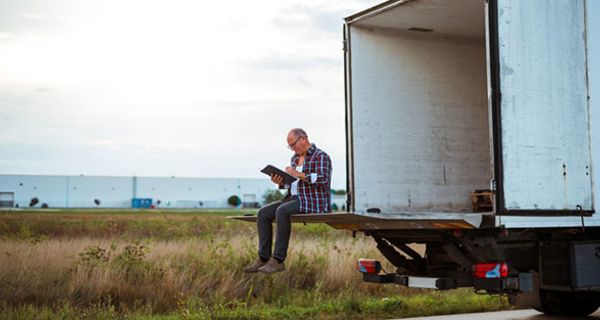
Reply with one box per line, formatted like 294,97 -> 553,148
78,245 -> 110,266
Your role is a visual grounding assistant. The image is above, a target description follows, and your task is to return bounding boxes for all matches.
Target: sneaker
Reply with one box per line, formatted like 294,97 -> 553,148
258,258 -> 285,274
244,259 -> 267,273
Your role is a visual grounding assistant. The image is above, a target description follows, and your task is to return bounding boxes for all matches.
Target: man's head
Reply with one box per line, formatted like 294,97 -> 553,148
287,128 -> 311,156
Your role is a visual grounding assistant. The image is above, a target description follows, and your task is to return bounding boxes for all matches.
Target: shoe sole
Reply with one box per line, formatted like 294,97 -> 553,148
258,268 -> 285,274
244,269 -> 261,273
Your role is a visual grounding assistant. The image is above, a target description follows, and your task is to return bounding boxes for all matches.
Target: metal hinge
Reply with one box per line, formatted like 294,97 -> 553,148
346,192 -> 351,208
342,40 -> 348,52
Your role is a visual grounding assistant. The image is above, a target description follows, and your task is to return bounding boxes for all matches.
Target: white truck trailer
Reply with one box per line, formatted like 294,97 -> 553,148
234,0 -> 600,316
341,0 -> 600,316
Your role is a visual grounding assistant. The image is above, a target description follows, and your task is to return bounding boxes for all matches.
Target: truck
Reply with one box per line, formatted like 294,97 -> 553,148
233,0 -> 600,316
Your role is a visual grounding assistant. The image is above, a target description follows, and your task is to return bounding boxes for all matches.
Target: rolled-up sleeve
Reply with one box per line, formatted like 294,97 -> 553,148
305,154 -> 332,187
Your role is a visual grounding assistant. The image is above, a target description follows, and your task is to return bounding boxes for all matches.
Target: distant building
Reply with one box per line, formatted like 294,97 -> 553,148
0,174 -> 276,209
331,193 -> 347,211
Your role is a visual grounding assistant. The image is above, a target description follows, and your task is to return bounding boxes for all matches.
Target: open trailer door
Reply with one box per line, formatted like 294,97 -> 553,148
489,0 -> 593,215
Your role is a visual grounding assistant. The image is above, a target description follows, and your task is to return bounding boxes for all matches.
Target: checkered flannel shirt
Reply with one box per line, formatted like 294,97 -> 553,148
289,144 -> 332,213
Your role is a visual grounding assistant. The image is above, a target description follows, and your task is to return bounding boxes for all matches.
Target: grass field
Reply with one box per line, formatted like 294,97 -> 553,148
0,209 -> 511,319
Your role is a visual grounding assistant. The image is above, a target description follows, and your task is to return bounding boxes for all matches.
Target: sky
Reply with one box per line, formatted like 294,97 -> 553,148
0,0 -> 381,189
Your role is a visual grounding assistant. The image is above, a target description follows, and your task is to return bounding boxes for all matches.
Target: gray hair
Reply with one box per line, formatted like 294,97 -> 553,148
289,128 -> 308,139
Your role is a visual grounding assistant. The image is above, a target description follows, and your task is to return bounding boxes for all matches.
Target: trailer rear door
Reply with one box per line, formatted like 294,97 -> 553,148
490,0 -> 593,213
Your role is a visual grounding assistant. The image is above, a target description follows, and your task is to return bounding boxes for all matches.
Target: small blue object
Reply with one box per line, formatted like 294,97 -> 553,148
357,259 -> 381,274
485,264 -> 501,278
132,198 -> 152,208
358,264 -> 367,273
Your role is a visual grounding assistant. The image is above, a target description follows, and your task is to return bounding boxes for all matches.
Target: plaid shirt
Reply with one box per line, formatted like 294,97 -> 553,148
288,144 -> 332,213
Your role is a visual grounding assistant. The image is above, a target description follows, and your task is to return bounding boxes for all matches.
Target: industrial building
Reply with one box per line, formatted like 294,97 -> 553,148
0,174 -> 276,209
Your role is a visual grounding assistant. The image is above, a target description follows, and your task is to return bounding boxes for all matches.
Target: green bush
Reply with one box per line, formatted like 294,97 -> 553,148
262,190 -> 285,204
228,195 -> 241,207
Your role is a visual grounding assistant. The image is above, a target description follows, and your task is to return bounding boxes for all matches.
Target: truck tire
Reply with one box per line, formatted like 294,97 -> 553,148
535,290 -> 600,316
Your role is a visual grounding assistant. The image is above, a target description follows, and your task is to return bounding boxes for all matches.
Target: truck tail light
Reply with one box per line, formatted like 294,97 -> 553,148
357,259 -> 381,274
473,263 -> 508,279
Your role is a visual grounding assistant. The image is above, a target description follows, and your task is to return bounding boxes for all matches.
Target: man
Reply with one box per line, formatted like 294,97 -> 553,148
244,128 -> 332,274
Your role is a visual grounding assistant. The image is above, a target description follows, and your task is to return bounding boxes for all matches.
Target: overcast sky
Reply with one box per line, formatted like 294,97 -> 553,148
0,0 -> 381,189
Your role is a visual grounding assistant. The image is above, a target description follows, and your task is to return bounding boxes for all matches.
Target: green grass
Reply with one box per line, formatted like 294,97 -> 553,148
0,290 -> 508,320
0,208 -> 254,216
0,209 -> 341,241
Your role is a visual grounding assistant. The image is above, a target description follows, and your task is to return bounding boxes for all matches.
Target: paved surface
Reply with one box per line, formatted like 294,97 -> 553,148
394,309 -> 600,320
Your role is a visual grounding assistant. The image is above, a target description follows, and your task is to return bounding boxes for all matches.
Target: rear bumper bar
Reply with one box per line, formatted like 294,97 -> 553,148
362,273 -> 459,290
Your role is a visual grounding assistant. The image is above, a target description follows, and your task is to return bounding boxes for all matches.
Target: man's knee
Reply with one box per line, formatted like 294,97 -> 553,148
275,199 -> 300,218
258,204 -> 276,221
275,206 -> 294,219
257,208 -> 269,221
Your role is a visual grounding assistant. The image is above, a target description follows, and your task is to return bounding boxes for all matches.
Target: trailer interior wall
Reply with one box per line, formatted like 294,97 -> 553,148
348,0 -> 489,214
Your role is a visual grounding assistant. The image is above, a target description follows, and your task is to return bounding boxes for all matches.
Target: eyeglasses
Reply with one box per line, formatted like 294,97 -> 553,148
287,137 -> 302,150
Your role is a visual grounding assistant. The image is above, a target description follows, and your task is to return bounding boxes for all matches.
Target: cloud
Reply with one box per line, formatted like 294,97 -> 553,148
0,32 -> 18,40
233,53 -> 340,91
239,53 -> 338,72
272,4 -> 359,36
222,19 -> 247,32
17,13 -> 50,20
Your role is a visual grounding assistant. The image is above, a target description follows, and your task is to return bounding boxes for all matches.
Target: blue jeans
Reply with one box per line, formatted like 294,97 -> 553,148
257,197 -> 300,262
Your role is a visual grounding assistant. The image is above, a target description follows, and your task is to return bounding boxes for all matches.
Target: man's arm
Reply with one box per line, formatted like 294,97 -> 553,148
287,153 -> 331,187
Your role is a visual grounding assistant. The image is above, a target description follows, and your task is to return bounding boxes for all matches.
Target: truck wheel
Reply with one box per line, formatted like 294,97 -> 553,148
535,290 -> 600,316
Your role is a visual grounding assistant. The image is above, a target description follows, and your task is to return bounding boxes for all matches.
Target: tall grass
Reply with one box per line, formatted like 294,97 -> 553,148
0,210 -> 510,319
0,236 -> 393,309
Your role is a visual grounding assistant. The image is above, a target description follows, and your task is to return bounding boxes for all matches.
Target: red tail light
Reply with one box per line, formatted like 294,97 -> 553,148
473,263 -> 508,278
357,259 -> 381,274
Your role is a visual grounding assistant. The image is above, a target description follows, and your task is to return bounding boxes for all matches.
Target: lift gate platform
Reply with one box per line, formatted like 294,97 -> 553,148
228,212 -> 489,230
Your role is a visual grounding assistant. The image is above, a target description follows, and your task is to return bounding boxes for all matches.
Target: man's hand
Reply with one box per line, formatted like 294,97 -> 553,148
285,167 -> 306,181
271,174 -> 284,186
